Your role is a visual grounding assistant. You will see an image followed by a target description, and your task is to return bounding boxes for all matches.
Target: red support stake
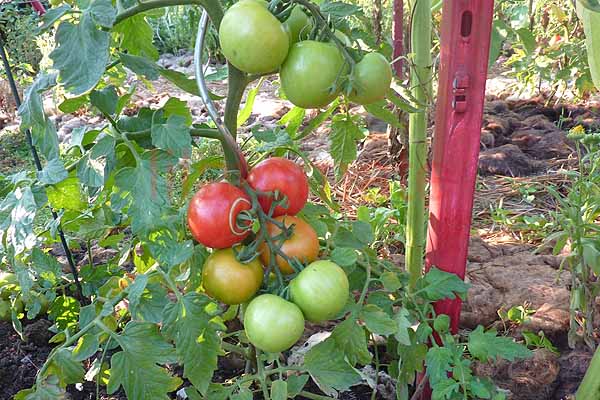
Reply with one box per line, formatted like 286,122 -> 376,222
30,0 -> 46,15
425,0 -> 494,334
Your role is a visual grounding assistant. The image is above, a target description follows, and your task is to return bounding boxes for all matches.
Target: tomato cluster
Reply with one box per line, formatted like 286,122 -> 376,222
218,0 -> 393,109
0,272 -> 25,321
187,157 -> 349,353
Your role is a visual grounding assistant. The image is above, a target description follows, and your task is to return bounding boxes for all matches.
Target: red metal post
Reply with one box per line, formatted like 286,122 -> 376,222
30,1 -> 46,15
425,0 -> 495,335
392,0 -> 404,78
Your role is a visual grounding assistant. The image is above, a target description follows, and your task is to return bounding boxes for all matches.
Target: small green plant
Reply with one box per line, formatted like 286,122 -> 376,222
543,126 -> 600,349
522,330 -> 559,354
498,303 -> 536,326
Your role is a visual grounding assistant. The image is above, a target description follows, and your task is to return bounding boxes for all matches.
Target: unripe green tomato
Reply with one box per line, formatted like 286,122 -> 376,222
283,7 -> 313,45
280,40 -> 346,109
434,314 -> 451,333
244,294 -> 304,353
289,260 -> 349,322
219,0 -> 289,74
348,52 -> 393,105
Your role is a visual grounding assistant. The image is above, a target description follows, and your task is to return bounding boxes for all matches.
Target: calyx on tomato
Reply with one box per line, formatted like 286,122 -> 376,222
187,182 -> 251,249
246,157 -> 309,217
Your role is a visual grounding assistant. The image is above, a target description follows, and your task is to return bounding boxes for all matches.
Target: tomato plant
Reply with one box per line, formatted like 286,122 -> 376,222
348,52 -> 393,104
246,157 -> 309,217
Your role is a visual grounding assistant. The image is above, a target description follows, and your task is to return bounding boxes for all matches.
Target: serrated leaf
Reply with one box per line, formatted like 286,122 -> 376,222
287,374 -> 309,397
304,339 -> 361,395
58,95 -> 88,114
145,228 -> 193,268
37,159 -> 68,186
364,101 -> 402,129
15,376 -> 66,399
46,348 -> 85,385
271,380 -> 287,400
420,267 -> 469,301
231,388 -> 253,400
238,79 -> 263,127
380,271 -> 402,292
0,187 -> 37,254
329,317 -> 372,365
330,247 -> 357,267
113,15 -> 159,60
394,307 -> 412,346
296,99 -> 339,140
90,85 -> 118,116
329,114 -> 365,176
50,14 -> 110,95
87,0 -> 116,28
163,293 -> 220,395
430,378 -> 460,400
360,304 -> 397,336
18,73 -> 60,161
467,326 -> 532,362
320,1 -> 363,18
108,321 -> 181,399
47,177 -> 86,211
151,114 -> 192,158
252,128 -> 293,152
162,97 -> 193,126
49,295 -> 80,331
279,106 -> 305,138
425,346 -> 453,386
72,333 -> 100,361
31,248 -> 62,285
39,5 -> 72,33
77,135 -> 116,187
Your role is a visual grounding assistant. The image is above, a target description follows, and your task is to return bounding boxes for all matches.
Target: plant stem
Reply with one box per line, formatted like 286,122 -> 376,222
298,391 -> 333,400
224,67 -> 249,138
576,345 -> 600,399
405,0 -> 432,290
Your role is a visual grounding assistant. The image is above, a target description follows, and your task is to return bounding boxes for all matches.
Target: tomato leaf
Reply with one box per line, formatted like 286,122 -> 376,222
330,247 -> 358,268
39,4 -> 72,33
72,333 -> 100,362
162,97 -> 193,126
46,348 -> 85,386
270,380 -> 287,400
90,85 -> 119,116
425,346 -> 453,386
394,307 -> 412,346
364,100 -> 403,129
418,267 -> 469,301
467,326 -> 533,362
18,73 -> 60,161
87,0 -> 117,28
38,159 -> 68,186
304,339 -> 361,396
329,317 -> 372,365
0,187 -> 38,255
14,376 -> 65,400
107,321 -> 181,399
287,374 -> 309,397
50,13 -> 110,95
329,113 -> 366,177
46,177 -> 86,211
145,228 -> 194,268
360,304 -> 397,336
113,14 -> 159,60
77,135 -> 116,187
279,106 -> 305,138
578,4 -> 600,89
151,113 -> 192,158
162,293 -> 221,395
238,78 -> 263,127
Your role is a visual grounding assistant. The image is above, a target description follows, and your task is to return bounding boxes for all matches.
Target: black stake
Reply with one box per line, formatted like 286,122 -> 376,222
0,33 -> 86,303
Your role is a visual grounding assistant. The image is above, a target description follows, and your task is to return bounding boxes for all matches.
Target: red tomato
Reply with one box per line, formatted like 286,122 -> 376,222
246,158 -> 309,217
188,182 -> 252,248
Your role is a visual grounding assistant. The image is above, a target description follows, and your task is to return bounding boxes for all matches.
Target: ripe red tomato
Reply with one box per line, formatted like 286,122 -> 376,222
246,157 -> 308,217
244,294 -> 305,353
188,182 -> 252,249
259,216 -> 319,275
202,249 -> 264,305
289,260 -> 349,322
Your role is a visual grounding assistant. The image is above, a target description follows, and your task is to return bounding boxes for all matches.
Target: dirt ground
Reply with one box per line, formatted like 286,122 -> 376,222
1,52 -> 599,398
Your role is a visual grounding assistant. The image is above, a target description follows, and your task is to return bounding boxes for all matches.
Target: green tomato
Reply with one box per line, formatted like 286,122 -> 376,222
348,52 -> 393,105
290,260 -> 349,322
219,0 -> 289,74
283,7 -> 313,45
280,40 -> 346,108
244,294 -> 305,353
0,300 -> 10,321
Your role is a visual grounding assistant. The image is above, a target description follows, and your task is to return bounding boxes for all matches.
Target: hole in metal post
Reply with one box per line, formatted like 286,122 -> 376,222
461,11 -> 473,37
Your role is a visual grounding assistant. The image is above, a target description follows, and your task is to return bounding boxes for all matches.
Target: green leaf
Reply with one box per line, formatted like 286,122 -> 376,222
48,295 -> 80,331
18,73 -> 60,161
15,376 -> 66,399
59,95 -> 89,114
320,1 -> 363,18
515,28 -> 536,54
380,271 -> 402,292
304,339 -> 361,396
31,248 -> 62,286
419,267 -> 469,301
489,20 -> 509,67
130,281 -> 168,323
425,346 -> 453,386
119,53 -> 160,80
39,5 -> 72,32
231,388 -> 253,400
0,187 -> 37,254
50,13 -> 110,95
38,159 -> 68,185
329,317 -> 372,365
286,374 -> 309,397
90,85 -> 118,116
182,156 -> 223,199
364,100 -> 402,129
46,348 -> 85,385
47,177 -> 86,211
580,0 -> 600,12
271,380 -> 287,400
72,333 -> 100,361
330,247 -> 357,268
162,97 -> 193,126
580,3 -> 600,88
296,99 -> 339,140
108,321 -> 181,399
394,307 -> 412,346
238,79 -> 263,127
88,0 -> 116,28
430,378 -> 460,400
151,114 -> 192,158
77,135 -> 116,187
467,326 -> 533,362
360,304 -> 397,336
145,229 -> 194,268
252,128 -> 293,152
162,293 -> 220,395
329,113 -> 365,176
279,106 -> 306,138
113,15 -> 158,60
115,153 -> 173,234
